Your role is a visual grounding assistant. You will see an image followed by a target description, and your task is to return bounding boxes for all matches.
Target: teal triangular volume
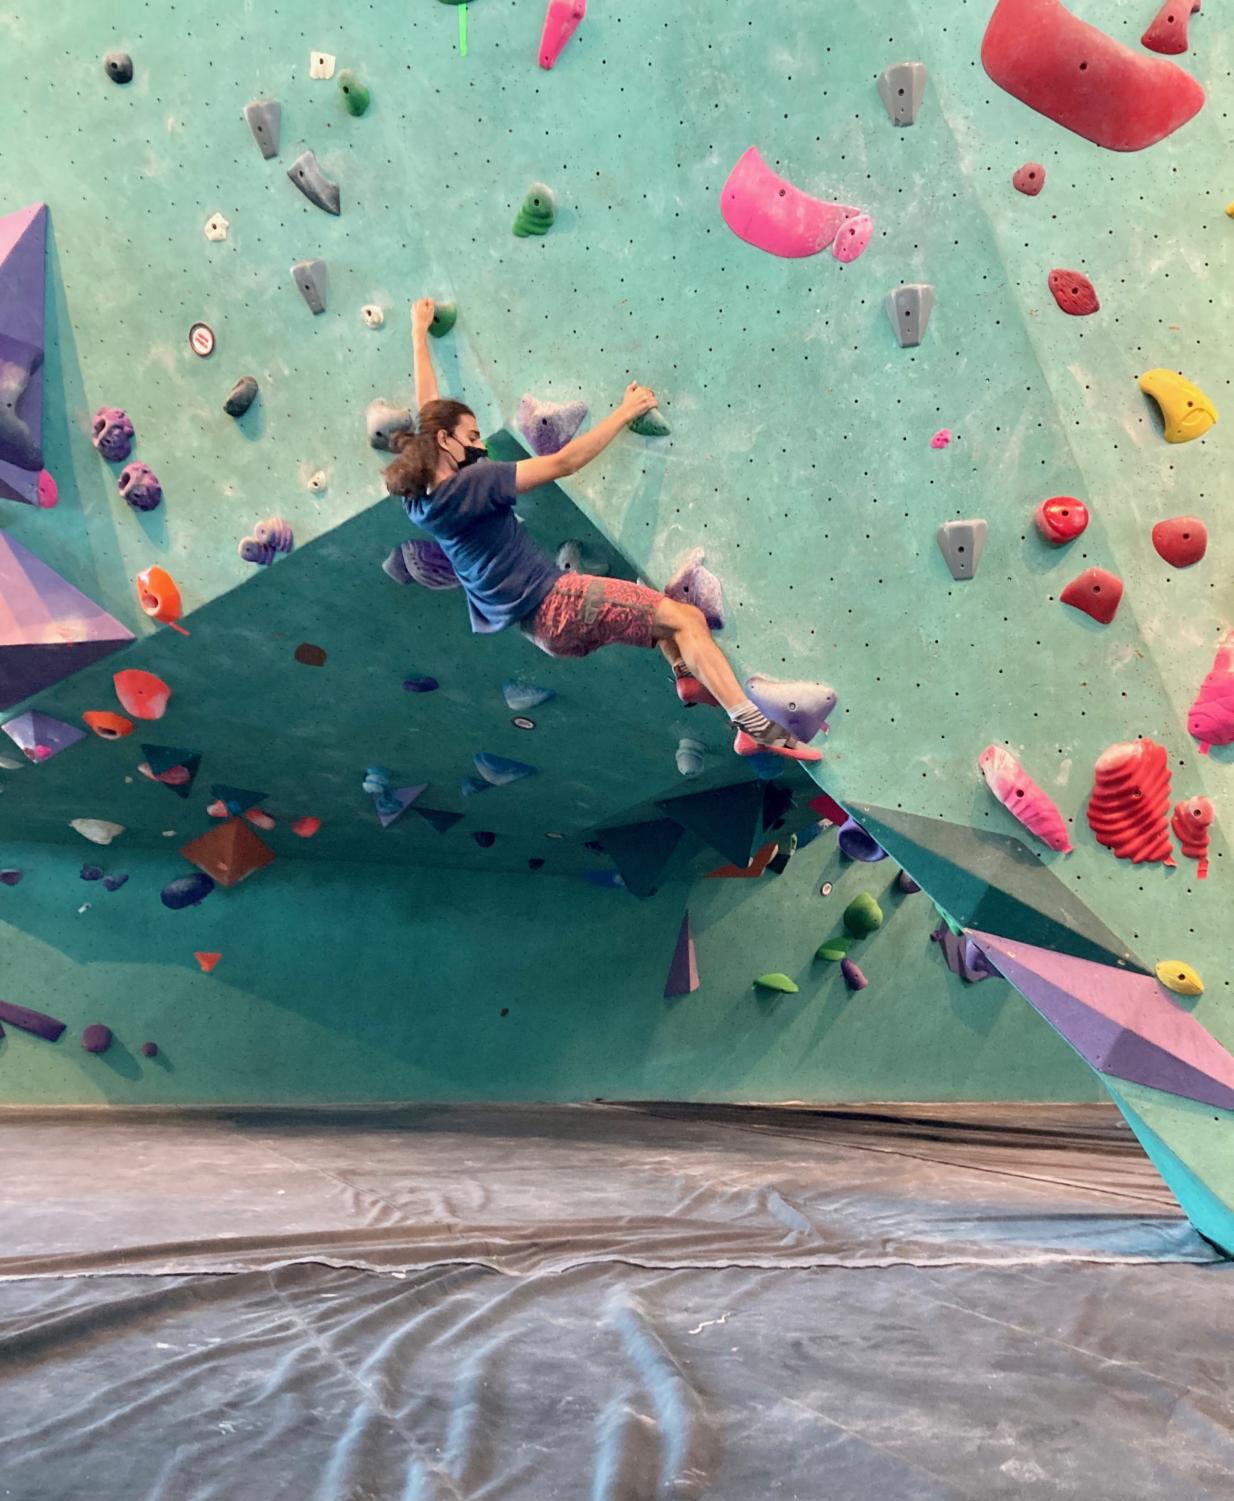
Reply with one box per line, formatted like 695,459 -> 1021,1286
1103,1082 -> 1234,1258
595,818 -> 686,900
414,807 -> 463,834
656,781 -> 766,870
848,802 -> 1148,974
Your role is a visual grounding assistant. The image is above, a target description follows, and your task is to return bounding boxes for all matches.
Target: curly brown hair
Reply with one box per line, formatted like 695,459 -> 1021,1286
383,399 -> 475,496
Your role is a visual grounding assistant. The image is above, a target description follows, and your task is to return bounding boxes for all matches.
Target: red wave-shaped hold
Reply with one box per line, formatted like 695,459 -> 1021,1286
1087,739 -> 1175,864
1171,796 -> 1213,879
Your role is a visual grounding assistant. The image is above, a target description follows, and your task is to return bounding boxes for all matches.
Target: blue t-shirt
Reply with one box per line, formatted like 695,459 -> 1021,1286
402,460 -> 561,634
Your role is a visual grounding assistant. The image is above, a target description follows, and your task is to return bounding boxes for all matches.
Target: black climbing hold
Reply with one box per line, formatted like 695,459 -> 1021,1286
223,376 -> 259,417
291,259 -> 328,315
103,52 -> 133,85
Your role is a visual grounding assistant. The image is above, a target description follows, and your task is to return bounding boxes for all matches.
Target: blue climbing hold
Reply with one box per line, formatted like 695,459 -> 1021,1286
161,872 -> 216,910
402,675 -> 440,694
461,775 -> 491,797
474,752 -> 537,787
80,865 -> 104,881
837,816 -> 887,862
502,680 -> 555,712
102,873 -> 129,892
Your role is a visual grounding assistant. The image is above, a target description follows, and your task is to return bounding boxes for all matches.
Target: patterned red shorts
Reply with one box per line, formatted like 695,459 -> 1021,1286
519,573 -> 666,658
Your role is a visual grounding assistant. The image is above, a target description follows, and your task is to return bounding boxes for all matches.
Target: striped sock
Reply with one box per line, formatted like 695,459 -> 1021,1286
728,698 -> 776,739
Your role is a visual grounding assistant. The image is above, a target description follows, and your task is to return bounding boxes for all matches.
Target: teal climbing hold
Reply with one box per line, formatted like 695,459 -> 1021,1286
629,407 -> 671,437
513,183 -> 556,238
337,69 -> 370,116
429,301 -> 458,338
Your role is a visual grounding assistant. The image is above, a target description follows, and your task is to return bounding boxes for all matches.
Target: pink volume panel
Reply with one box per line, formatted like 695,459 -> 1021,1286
538,0 -> 585,71
720,147 -> 863,259
981,0 -> 1205,151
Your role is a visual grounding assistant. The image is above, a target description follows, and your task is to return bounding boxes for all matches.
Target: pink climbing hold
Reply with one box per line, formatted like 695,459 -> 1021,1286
930,428 -> 952,449
1060,566 -> 1123,625
981,0 -> 1206,152
1171,796 -> 1213,879
1142,0 -> 1201,56
1151,515 -> 1207,568
978,745 -> 1073,853
1088,739 -> 1175,865
1048,269 -> 1099,316
1187,629 -> 1234,754
36,469 -> 58,508
720,147 -> 861,259
1034,495 -> 1089,544
831,212 -> 873,264
1012,162 -> 1046,195
539,0 -> 585,70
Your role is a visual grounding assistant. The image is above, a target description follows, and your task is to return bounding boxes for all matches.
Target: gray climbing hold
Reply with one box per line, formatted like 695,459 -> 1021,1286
936,519 -> 988,581
244,98 -> 281,159
224,376 -> 259,417
291,259 -> 328,314
103,52 -> 133,85
885,283 -> 935,348
878,61 -> 927,126
287,149 -> 340,215
367,398 -> 415,451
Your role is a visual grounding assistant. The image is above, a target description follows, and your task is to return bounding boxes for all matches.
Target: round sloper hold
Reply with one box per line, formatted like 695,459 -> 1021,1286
1034,495 -> 1088,544
81,1024 -> 114,1053
1013,162 -> 1045,195
1151,515 -> 1207,567
295,643 -> 327,667
103,52 -> 133,84
141,1041 -> 159,1058
1060,567 -> 1122,625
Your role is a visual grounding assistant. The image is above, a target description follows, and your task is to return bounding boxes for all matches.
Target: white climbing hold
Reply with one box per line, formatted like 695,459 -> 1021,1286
69,818 -> 125,846
676,738 -> 705,778
204,213 -> 230,242
361,304 -> 384,329
306,469 -> 328,492
309,51 -> 336,80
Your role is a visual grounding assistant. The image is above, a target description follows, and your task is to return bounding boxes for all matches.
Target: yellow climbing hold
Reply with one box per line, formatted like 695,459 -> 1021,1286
1226,203 -> 1234,218
754,972 -> 799,994
1138,368 -> 1218,445
1155,960 -> 1204,997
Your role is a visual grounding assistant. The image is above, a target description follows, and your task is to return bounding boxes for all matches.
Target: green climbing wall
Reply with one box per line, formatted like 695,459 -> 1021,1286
0,0 -> 1229,1104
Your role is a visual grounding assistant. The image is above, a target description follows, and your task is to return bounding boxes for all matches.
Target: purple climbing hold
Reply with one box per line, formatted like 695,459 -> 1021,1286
3,711 -> 86,762
383,539 -> 461,590
117,462 -> 162,512
141,1041 -> 159,1058
664,547 -> 726,630
161,872 -> 216,910
80,864 -> 104,881
81,1023 -> 113,1054
472,831 -> 497,848
102,873 -> 129,892
840,957 -> 869,991
254,515 -> 293,552
746,675 -> 837,743
91,407 -> 134,462
0,997 -> 66,1042
0,868 -> 22,885
895,869 -> 921,894
837,816 -> 887,862
239,537 -> 277,566
402,675 -> 440,694
931,923 -> 997,984
517,394 -> 588,456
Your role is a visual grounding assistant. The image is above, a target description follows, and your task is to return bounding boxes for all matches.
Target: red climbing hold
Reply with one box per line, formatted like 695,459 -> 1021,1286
1048,269 -> 1099,316
1013,162 -> 1046,195
1142,0 -> 1201,56
1151,515 -> 1207,567
1171,796 -> 1212,878
1034,495 -> 1089,544
981,0 -> 1206,152
1061,567 -> 1123,624
1087,739 -> 1175,865
194,951 -> 221,973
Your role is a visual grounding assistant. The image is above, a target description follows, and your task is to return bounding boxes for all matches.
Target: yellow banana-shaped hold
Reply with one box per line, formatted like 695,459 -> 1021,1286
1155,960 -> 1205,997
1139,368 -> 1218,444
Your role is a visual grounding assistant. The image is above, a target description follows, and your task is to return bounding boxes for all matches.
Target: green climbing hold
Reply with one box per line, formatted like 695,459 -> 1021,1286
338,70 -> 370,116
816,936 -> 852,962
630,407 -> 671,438
843,893 -> 884,939
754,972 -> 799,994
514,183 -> 556,238
429,301 -> 458,338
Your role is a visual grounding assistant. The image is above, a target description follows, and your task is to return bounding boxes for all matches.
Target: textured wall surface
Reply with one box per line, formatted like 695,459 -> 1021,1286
0,0 -> 1228,1103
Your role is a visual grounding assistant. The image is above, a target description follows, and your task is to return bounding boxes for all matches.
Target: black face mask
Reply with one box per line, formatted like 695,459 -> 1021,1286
449,436 -> 486,469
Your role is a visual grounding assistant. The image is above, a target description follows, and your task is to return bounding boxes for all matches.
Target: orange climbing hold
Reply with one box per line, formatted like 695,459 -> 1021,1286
135,566 -> 190,635
1171,796 -> 1213,879
291,816 -> 321,838
1087,739 -> 1175,865
180,818 -> 275,887
113,668 -> 171,720
194,951 -> 221,973
82,710 -> 134,739
706,841 -> 779,880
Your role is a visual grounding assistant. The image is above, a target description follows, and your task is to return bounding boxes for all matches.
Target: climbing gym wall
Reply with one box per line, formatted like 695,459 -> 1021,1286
0,0 -> 1230,1190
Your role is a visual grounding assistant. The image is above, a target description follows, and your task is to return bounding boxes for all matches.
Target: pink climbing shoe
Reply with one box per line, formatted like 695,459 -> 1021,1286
675,672 -> 721,709
733,728 -> 822,763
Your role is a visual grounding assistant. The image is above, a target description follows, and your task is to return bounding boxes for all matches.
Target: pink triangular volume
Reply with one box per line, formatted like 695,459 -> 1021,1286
0,534 -> 135,710
971,931 -> 1234,1110
0,203 -> 49,506
663,911 -> 700,998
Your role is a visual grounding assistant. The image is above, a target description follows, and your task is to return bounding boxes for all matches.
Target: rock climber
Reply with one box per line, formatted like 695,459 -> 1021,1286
381,298 -> 820,763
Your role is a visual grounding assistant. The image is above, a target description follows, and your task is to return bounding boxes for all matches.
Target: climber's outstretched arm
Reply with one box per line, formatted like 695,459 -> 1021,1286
515,382 -> 657,493
411,299 -> 439,409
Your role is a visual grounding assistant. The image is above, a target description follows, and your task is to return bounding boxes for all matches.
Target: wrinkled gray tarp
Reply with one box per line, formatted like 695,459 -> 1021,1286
0,1103 -> 1230,1499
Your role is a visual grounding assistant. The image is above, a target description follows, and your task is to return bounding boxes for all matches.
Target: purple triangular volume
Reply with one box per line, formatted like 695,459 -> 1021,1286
377,783 -> 427,828
2,710 -> 85,761
0,203 -> 49,506
971,931 -> 1234,1112
663,911 -> 700,998
0,534 -> 135,710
